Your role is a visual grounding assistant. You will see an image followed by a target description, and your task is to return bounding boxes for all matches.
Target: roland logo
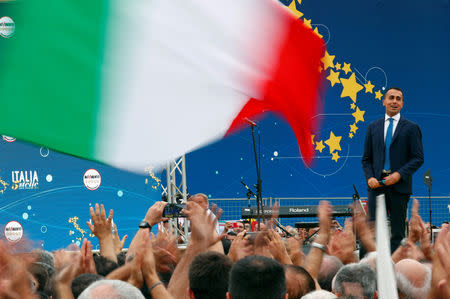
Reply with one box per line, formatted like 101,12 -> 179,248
289,207 -> 309,213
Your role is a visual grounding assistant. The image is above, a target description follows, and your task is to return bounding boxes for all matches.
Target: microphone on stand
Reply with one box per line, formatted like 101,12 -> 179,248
241,180 -> 256,209
244,117 -> 258,127
241,181 -> 256,197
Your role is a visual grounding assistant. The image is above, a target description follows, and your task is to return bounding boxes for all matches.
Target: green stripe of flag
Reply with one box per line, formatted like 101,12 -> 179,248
0,0 -> 109,159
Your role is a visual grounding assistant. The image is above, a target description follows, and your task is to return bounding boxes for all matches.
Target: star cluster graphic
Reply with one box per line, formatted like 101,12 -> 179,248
286,0 -> 385,165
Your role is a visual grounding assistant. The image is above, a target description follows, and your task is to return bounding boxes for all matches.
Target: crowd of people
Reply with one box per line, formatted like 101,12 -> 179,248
0,193 -> 449,299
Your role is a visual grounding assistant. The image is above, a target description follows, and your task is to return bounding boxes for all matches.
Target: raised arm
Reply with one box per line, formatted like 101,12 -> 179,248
86,203 -> 117,263
167,201 -> 223,299
303,201 -> 332,279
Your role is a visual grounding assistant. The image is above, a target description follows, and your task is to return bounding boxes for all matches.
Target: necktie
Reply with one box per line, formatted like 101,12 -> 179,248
384,118 -> 394,170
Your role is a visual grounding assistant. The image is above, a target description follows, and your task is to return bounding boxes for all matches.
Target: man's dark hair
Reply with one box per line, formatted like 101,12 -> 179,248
188,251 -> 233,299
285,265 -> 315,299
93,255 -> 119,276
71,273 -> 104,298
318,255 -> 344,291
116,251 -> 127,266
229,255 -> 286,299
334,263 -> 376,299
221,237 -> 232,255
28,262 -> 52,296
384,87 -> 403,99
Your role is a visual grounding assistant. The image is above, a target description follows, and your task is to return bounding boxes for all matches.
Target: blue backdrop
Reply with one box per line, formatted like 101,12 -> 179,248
1,0 -> 449,250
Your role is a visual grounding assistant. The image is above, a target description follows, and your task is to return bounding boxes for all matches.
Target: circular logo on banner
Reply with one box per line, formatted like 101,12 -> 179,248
4,221 -> 23,242
83,169 -> 101,191
0,16 -> 15,38
2,135 -> 16,142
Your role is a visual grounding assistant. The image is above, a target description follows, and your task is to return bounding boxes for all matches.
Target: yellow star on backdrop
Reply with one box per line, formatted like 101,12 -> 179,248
350,103 -> 356,110
375,90 -> 383,100
288,0 -> 303,19
318,65 -> 323,73
327,69 -> 340,87
313,27 -> 323,38
321,51 -> 335,70
335,62 -> 341,70
325,131 -> 342,154
340,73 -> 363,102
331,151 -> 341,162
349,133 -> 354,138
311,135 -> 315,144
364,81 -> 375,93
342,62 -> 352,74
315,140 -> 325,153
349,123 -> 358,133
352,107 -> 365,124
303,18 -> 312,28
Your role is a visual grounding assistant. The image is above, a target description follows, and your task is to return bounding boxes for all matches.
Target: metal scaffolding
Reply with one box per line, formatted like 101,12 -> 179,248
160,155 -> 189,244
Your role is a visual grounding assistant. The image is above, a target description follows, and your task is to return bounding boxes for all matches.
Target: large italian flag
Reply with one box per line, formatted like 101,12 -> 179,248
0,0 -> 324,172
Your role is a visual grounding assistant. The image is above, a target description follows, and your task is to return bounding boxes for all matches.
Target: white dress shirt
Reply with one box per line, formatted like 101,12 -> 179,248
384,113 -> 401,141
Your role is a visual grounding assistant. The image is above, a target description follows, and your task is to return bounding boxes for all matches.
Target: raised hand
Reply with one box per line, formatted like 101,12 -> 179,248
317,200 -> 332,241
429,224 -> 450,299
86,203 -> 117,263
144,201 -> 169,226
87,203 -> 114,239
328,218 -> 356,264
408,198 -> 422,243
228,230 -> 254,262
151,231 -> 178,273
436,224 -> 450,298
182,201 -> 223,247
286,236 -> 305,266
112,223 -> 128,254
266,229 -> 292,265
353,203 -> 376,252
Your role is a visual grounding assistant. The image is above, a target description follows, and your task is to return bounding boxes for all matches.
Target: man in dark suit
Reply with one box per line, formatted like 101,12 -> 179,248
362,87 -> 424,251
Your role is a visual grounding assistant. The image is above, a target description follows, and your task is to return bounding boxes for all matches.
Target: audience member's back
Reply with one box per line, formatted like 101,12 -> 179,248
227,255 -> 287,299
188,251 -> 233,299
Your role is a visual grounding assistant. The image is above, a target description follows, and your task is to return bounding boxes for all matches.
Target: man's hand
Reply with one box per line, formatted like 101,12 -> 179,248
317,200 -> 332,240
266,229 -> 292,265
112,223 -> 128,254
80,238 -> 97,274
408,198 -> 422,243
419,219 -> 433,260
367,177 -> 381,189
144,201 -> 169,226
151,230 -> 178,273
328,219 -> 356,264
354,203 -> 376,252
87,203 -> 114,239
182,201 -> 223,248
429,224 -> 450,299
286,236 -> 305,266
435,224 -> 450,298
228,231 -> 254,262
384,171 -> 401,186
86,203 -> 117,263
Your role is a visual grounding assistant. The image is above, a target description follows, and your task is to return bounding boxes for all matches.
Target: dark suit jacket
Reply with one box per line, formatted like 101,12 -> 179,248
362,116 -> 424,194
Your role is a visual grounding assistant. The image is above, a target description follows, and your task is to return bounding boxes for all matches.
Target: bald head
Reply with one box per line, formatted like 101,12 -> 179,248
318,255 -> 343,291
395,259 -> 431,299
